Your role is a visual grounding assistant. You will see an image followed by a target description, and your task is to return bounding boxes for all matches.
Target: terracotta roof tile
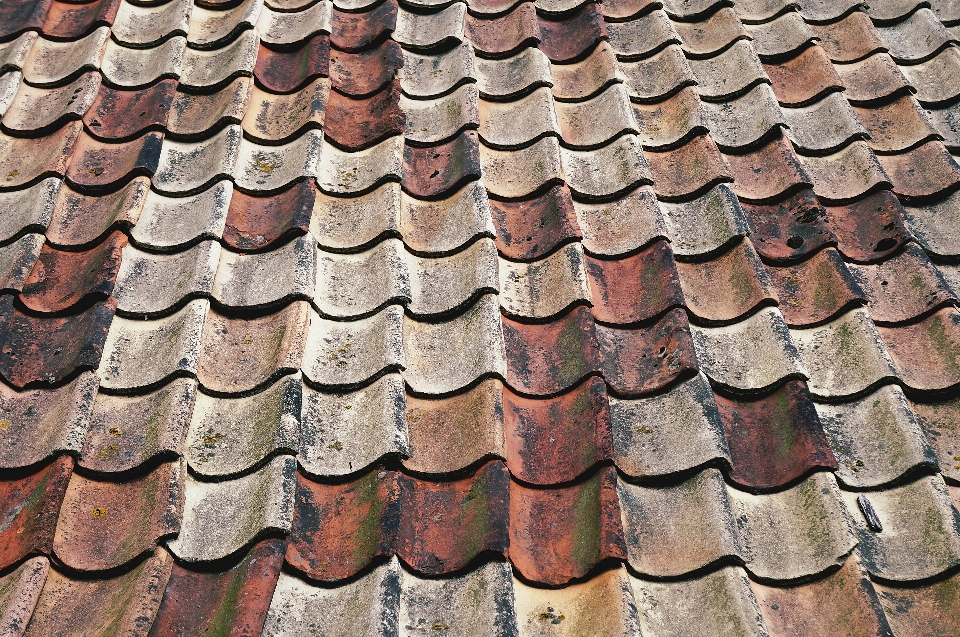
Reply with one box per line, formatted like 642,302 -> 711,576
791,307 -> 899,399
489,183 -> 578,260
185,374 -> 299,477
555,84 -> 637,149
659,184 -> 749,258
234,130 -> 323,192
167,77 -> 251,139
673,7 -> 750,57
52,459 -> 183,572
618,44 -> 696,103
0,456 -> 72,569
42,0 -> 120,41
701,83 -> 787,151
810,10 -> 886,63
744,11 -> 818,60
863,0 -> 925,22
575,186 -> 667,256
257,2 -> 332,47
818,383 -> 937,488
876,140 -> 960,201
767,247 -> 866,326
0,234 -> 44,295
783,91 -> 869,155
851,95 -> 939,153
21,28 -> 108,87
64,130 -> 162,190
499,244 -> 590,319
537,2 -> 606,63
610,371 -> 730,477
876,7 -> 956,63
911,394 -> 960,478
301,372 -> 406,477
900,46 -> 960,106
644,134 -> 731,200
676,238 -> 778,324
478,87 -> 557,149
330,2 -> 395,52
0,297 -> 115,388
688,40 -> 766,101
83,80 -> 177,141
153,125 -> 241,196
564,134 -> 654,199
0,122 -> 82,189
148,538 -> 284,637
98,299 -> 206,392
0,0 -> 51,42
325,81 -> 404,150
20,229 -> 126,313
186,0 -> 260,50
100,37 -> 186,89
51,178 -> 142,247
607,10 -> 679,60
586,240 -> 685,324
723,132 -> 811,202
223,180 -> 314,251
875,571 -> 960,636
111,0 -> 191,48
393,3 -> 466,52
2,71 -> 100,134
180,29 -> 258,90
878,307 -> 960,393
167,455 -> 296,562
465,3 -> 539,57
316,134 -> 403,194
763,44 -> 843,107
927,101 -> 960,151
131,181 -> 231,250
21,548 -> 172,637
79,377 -> 195,474
823,189 -> 912,261
835,52 -> 913,106
198,301 -> 308,394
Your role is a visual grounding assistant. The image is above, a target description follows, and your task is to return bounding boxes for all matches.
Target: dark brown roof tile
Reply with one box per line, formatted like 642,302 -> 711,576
876,141 -> 960,201
64,131 -> 163,191
465,3 -> 540,57
810,10 -> 887,63
330,40 -> 403,97
325,80 -> 404,151
834,52 -> 912,105
148,539 -> 284,637
767,247 -> 866,326
723,133 -> 813,203
42,0 -> 119,40
0,298 -> 115,389
645,134 -> 733,200
673,7 -> 749,58
715,380 -> 837,489
878,308 -> 960,393
52,460 -> 183,572
585,240 -> 685,325
330,0 -> 397,52
20,230 -> 126,313
537,2 -> 606,63
83,80 -> 177,141
823,189 -> 912,261
167,77 -> 251,140
223,180 -> 314,252
254,34 -> 330,94
0,456 -> 71,569
504,376 -> 612,484
489,184 -> 580,261
402,131 -> 481,199
763,44 -> 843,107
852,95 -> 940,153
0,0 -> 51,41
47,177 -> 148,247
597,308 -> 699,396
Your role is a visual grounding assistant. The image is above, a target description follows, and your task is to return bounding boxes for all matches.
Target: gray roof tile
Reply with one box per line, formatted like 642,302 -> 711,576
700,83 -> 786,150
672,8 -> 751,57
234,130 -> 323,192
408,237 -> 499,317
554,84 -> 637,149
478,87 -> 559,150
551,42 -> 622,101
2,72 -> 100,134
112,0 -> 191,47
574,186 -> 667,257
400,84 -> 478,145
797,0 -> 862,22
875,7 -> 956,62
834,52 -> 911,105
0,557 -> 47,637
744,11 -> 818,59
154,125 -> 242,196
100,37 -> 186,88
300,373 -> 407,477
783,91 -> 869,154
798,140 -> 890,202
186,374 -> 300,477
213,234 -> 316,310
394,3 -> 466,51
902,190 -> 960,257
166,455 -> 295,562
98,299 -> 207,391
560,134 -> 652,199
314,239 -> 409,318
179,29 -> 258,90
131,181 -> 231,250
479,136 -> 562,199
607,10 -> 680,60
0,178 -> 59,243
499,243 -> 590,319
312,183 -> 400,252
0,71 -> 21,118
401,181 -> 495,253
0,122 -> 81,188
0,32 -> 37,73
186,0 -> 263,50
22,28 -> 108,87
911,395 -> 960,479
400,42 -> 476,99
689,40 -> 767,101
618,44 -> 695,104
315,135 -> 403,195
115,240 -> 221,316
900,46 -> 960,105
169,77 -> 252,139
926,101 -> 960,150
660,183 -> 749,258
48,177 -> 149,247
0,233 -> 44,294
256,1 -> 331,46
474,47 -> 550,101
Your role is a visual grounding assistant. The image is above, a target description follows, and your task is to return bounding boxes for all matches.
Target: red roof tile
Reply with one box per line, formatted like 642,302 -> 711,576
254,35 -> 330,94
324,80 -> 404,150
42,0 -> 119,40
402,131 -> 481,199
223,180 -> 314,252
330,0 -> 398,52
83,80 -> 177,141
489,184 -> 579,260
537,2 -> 606,63
329,40 -> 403,97
585,240 -> 685,324
0,456 -> 72,570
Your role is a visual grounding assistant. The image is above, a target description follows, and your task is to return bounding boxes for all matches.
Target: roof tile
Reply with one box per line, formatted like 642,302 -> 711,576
0,234 -> 44,295
300,372 -> 406,477
853,95 -> 939,153
1,297 -> 115,388
52,459 -> 184,572
878,307 -> 960,392
764,45 -> 843,108
478,87 -> 558,150
900,46 -> 960,106
234,130 -> 323,192
676,238 -> 778,324
903,190 -> 960,257
408,238 -> 500,317
331,40 -> 403,97
2,71 -> 100,134
691,307 -> 806,394
862,0 -> 924,22
21,229 -> 125,313
224,179 -> 314,251
797,0 -> 862,22
79,378 -> 196,474
701,83 -> 786,151
673,7 -> 750,57
499,243 -> 591,320
0,557 -> 47,637
0,33 -> 37,73
606,10 -> 679,60
599,0 -> 656,18
111,0 -> 191,47
561,134 -> 653,199
722,132 -> 811,202
783,91 -> 869,155
242,79 -> 327,144
876,140 -> 960,201
927,101 -> 960,151
83,80 -> 177,141
716,380 -> 837,489
64,130 -> 162,190
98,299 -> 206,392
186,0 -> 261,50
823,189 -> 912,261
537,2 -> 606,63
313,239 -> 409,318
510,466 -> 625,584
810,10 -> 885,63
586,240 -> 685,324
22,547 -> 172,637
597,308 -> 699,396
286,469 -> 400,580
131,181 -> 231,250
394,3 -> 466,52
167,77 -> 251,139
489,183 -> 578,260
100,37 -> 185,88
799,140 -> 891,203
818,383 -> 936,488
744,11 -> 817,60
0,456 -> 72,569
610,371 -> 729,477
0,0 -> 51,42
21,27 -> 108,87
325,81 -> 404,151
835,52 -> 913,106
911,394 -> 960,479
153,125 -> 241,196
316,134 -> 402,195
791,307 -> 899,399
842,475 -> 960,581
17,182 -> 64,242
199,300 -> 309,395
330,1 -> 394,51
479,135 -> 561,199
465,3 -> 539,57
0,122 -> 81,189
42,0 -> 120,41
185,374 -> 300,477
0,371 -> 95,470
767,247 -> 865,327
257,2 -> 332,47
302,304 -> 403,388
688,40 -> 766,101
875,571 -> 960,636
167,455 -> 296,562
618,44 -> 695,103
399,83 -> 478,145
474,47 -> 549,102
876,7 -> 955,63
659,184 -> 749,258
555,84 -> 637,149
398,41 -> 473,99
148,538 -> 284,637
180,29 -> 258,90
0,71 -> 22,118
576,186 -> 667,257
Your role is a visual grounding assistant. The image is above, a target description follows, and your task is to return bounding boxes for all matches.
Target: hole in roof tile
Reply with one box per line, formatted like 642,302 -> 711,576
875,238 -> 897,252
786,236 -> 804,248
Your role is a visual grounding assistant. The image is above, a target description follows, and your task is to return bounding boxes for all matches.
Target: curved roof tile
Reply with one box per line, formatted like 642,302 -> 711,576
313,238 -> 409,318
224,180 -> 314,252
700,83 -> 786,151
618,44 -> 695,104
399,83 -> 478,145
180,29 -> 259,90
42,0 -> 120,41
878,307 -> 960,393
0,0 -> 50,42
0,178 -> 58,243
853,95 -> 939,153
550,42 -> 622,102
64,130 -> 162,191
302,304 -> 403,388
22,28 -> 108,87
900,47 -> 960,106
83,80 -> 177,141
739,188 -> 835,262
0,121 -> 81,189
576,186 -> 666,257
52,459 -> 183,572
499,243 -> 591,320
329,1 -> 393,52
258,2 -> 332,47
835,52 -> 913,106
537,2 -> 606,63
0,33 -> 37,73
478,87 -> 559,150
796,0 -> 862,22
474,47 -> 550,102
632,86 -> 705,150
167,77 -> 251,139
325,81 -> 404,151
490,184 -> 578,260
186,0 -> 262,50
688,40 -> 767,102
744,11 -> 817,60
242,79 -> 328,144
115,240 -> 220,316
465,3 -> 539,57
876,7 -> 956,63
810,10 -> 886,63
154,125 -> 241,196
394,3 -> 466,52
764,45 -> 843,108
645,134 -> 732,201
659,183 -> 749,258
673,7 -> 750,57
100,36 -> 185,88
586,240 -> 685,324
399,41 -> 474,99
903,190 -> 960,257
607,10 -> 679,60
311,183 -> 399,251
2,71 -> 99,134
317,134 -> 402,195
131,181 -> 231,250
234,130 -> 322,192
874,570 -> 960,635
876,140 -> 960,201
479,135 -> 562,199
555,84 -> 637,150
767,247 -> 865,327
0,456 -> 72,570
801,139 -> 891,203
560,134 -> 652,200
111,0 -> 191,48
783,91 -> 869,155
0,233 -> 44,296
407,238 -> 499,317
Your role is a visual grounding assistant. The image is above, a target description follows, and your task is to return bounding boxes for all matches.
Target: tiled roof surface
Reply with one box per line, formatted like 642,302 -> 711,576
1,0 -> 960,634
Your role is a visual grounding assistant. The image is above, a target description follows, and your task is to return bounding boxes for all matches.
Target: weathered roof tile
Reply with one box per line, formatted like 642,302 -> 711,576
900,47 -> 960,106
98,299 -> 206,392
723,133 -> 811,202
478,87 -> 558,150
835,52 -> 912,105
234,130 -> 323,192
313,239 -> 409,318
0,1 -> 50,42
394,3 -> 465,52
111,0 -> 191,47
180,29 -> 258,90
876,140 -> 960,201
0,233 -> 44,295
878,307 -> 960,393
479,135 -> 562,199
258,1 -> 332,46
490,184 -> 577,260
153,125 -> 241,196
83,80 -> 177,141
799,140 -> 891,203
875,570 -> 960,636
241,79 -> 327,144
0,557 -> 47,637
561,134 -> 652,200
555,84 -> 637,149
618,44 -> 695,103
100,37 -> 185,88
688,40 -> 766,101
701,83 -> 786,151
52,459 -> 183,572
0,178 -> 58,243
166,77 -> 251,139
2,71 -> 100,134
64,130 -> 162,191
659,183 -> 749,258
316,134 -> 402,195
744,11 -> 817,60
911,394 -> 960,479
673,7 -> 750,57
810,10 -> 885,63
0,456 -> 72,569
224,179 -> 314,251
399,41 -> 474,99
42,0 -> 120,41
765,46 -> 842,108
537,2 -> 606,63
167,455 -> 295,562
22,28 -> 108,87
115,240 -> 220,316
576,186 -> 666,256
586,240 -> 685,324
876,7 -> 955,63
0,122 -> 81,189
186,0 -> 261,50
325,81 -> 404,151
607,10 -> 679,60
131,181 -> 231,250
825,189 -> 912,261
767,247 -> 865,326
783,91 -> 869,155
465,3 -> 539,57
399,83 -> 477,145
499,243 -> 591,320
